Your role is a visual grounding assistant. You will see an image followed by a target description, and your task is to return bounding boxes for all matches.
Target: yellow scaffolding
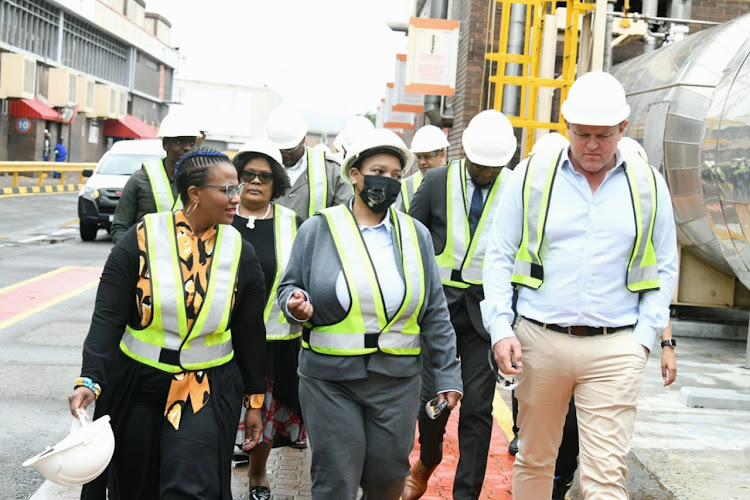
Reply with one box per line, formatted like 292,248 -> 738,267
484,0 -> 597,156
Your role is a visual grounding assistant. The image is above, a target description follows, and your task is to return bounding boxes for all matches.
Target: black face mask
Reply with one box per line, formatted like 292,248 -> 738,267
358,175 -> 401,213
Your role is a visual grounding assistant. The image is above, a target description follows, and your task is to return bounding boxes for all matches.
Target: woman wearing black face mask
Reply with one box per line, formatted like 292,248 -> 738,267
277,129 -> 462,500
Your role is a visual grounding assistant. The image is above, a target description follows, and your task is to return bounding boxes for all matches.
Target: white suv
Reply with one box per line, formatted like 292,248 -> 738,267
78,139 -> 164,241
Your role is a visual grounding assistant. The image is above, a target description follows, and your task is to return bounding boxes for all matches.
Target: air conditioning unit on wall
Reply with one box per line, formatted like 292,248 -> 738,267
47,67 -> 78,106
77,76 -> 95,114
93,83 -> 113,118
0,53 -> 37,99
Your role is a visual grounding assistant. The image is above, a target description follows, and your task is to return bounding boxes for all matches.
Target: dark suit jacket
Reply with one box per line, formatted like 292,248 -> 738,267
408,164 -> 491,340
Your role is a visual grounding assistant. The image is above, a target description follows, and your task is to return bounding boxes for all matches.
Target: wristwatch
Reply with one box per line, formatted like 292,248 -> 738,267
660,338 -> 677,348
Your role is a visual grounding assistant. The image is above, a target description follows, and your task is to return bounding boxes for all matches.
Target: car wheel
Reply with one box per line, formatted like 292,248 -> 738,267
80,223 -> 98,241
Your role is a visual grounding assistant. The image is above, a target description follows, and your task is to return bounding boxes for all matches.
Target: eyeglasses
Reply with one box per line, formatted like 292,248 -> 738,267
240,171 -> 274,185
425,398 -> 449,420
198,183 -> 245,199
415,150 -> 442,161
472,164 -> 503,173
487,349 -> 523,391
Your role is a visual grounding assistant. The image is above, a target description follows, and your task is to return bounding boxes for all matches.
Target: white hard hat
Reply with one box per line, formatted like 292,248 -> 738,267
462,110 -> 517,166
410,125 -> 450,153
23,411 -> 115,486
334,116 -> 375,155
619,136 -> 648,160
265,104 -> 308,150
561,71 -> 630,126
341,128 -> 415,183
531,132 -> 569,155
312,143 -> 332,155
157,112 -> 201,139
235,137 -> 283,167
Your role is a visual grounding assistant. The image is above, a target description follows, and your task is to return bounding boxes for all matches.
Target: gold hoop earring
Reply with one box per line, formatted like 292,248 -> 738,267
184,201 -> 199,217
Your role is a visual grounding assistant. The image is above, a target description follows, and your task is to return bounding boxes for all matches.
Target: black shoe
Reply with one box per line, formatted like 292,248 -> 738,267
551,473 -> 574,500
508,434 -> 519,456
290,438 -> 307,449
250,486 -> 271,500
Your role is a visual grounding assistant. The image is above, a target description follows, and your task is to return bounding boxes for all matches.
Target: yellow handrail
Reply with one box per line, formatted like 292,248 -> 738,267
0,162 -> 96,187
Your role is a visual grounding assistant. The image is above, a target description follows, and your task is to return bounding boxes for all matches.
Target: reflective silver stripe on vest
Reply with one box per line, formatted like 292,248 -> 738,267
625,155 -> 659,285
122,214 -> 237,366
511,152 -> 561,279
307,150 -> 328,217
440,161 -> 469,276
379,210 -> 423,351
265,205 -> 302,339
143,160 -> 178,212
148,213 -> 181,350
462,169 -> 505,282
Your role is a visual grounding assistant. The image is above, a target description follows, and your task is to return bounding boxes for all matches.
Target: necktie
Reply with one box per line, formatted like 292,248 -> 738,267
469,187 -> 484,236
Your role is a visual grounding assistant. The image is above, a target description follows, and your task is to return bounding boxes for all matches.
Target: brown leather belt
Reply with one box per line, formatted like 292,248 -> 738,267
523,317 -> 633,337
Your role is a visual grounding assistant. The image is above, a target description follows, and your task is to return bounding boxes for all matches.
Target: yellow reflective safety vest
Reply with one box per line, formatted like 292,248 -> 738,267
400,170 -> 424,212
512,148 -> 660,292
265,204 -> 302,340
303,205 -> 426,356
435,159 -> 506,289
306,149 -> 329,219
143,159 -> 182,212
120,212 -> 242,373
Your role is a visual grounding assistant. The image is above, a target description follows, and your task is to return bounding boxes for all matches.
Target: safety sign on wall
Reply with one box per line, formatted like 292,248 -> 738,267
15,117 -> 31,134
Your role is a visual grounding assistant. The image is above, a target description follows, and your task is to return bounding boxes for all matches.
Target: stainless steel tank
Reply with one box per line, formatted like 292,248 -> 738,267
611,13 -> 750,287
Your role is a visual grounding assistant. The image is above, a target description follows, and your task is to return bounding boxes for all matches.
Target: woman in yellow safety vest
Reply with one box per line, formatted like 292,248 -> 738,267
229,138 -> 306,500
278,129 -> 463,500
69,147 -> 268,500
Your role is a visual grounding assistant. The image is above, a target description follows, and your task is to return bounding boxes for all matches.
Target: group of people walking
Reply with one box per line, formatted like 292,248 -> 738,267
68,70 -> 678,500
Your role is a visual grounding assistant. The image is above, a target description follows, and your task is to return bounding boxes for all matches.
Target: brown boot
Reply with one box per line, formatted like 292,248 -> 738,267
402,459 -> 438,500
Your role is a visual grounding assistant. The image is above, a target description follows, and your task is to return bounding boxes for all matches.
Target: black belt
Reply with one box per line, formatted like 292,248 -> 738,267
523,317 -> 633,337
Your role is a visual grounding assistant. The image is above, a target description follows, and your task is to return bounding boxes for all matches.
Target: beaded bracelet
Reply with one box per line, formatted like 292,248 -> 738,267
243,394 -> 264,409
74,377 -> 101,399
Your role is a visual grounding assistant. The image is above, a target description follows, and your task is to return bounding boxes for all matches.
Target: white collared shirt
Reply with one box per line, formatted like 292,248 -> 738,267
285,148 -> 307,186
480,147 -> 678,349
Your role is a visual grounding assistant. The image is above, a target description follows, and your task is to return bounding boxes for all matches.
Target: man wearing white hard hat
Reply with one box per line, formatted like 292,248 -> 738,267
398,125 -> 449,212
404,110 -> 517,500
481,70 -> 678,499
265,104 -> 350,220
110,111 -> 200,242
331,115 -> 375,165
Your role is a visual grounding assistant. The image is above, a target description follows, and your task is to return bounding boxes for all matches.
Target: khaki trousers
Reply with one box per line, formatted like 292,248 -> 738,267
512,318 -> 647,500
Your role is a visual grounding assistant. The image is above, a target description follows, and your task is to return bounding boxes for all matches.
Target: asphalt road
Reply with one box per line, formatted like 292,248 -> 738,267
0,192 -> 113,499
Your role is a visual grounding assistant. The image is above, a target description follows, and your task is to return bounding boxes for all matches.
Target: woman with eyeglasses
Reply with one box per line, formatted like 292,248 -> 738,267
69,147 -> 268,500
277,129 -> 462,500
229,138 -> 306,500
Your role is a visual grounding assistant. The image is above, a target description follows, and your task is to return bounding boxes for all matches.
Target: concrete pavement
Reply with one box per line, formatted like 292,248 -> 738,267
26,330 -> 749,499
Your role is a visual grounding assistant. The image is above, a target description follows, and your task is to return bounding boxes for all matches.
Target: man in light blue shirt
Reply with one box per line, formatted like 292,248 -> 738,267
481,71 -> 678,500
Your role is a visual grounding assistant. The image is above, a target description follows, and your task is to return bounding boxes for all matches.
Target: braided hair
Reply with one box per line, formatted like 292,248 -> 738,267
174,147 -> 232,203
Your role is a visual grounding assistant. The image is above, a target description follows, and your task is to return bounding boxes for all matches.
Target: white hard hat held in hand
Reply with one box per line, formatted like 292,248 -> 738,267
265,103 -> 309,150
410,125 -> 450,154
561,71 -> 630,126
23,409 -> 115,486
462,110 -> 517,167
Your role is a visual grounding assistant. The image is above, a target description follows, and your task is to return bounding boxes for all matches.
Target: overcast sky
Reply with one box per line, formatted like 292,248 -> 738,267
146,0 -> 414,132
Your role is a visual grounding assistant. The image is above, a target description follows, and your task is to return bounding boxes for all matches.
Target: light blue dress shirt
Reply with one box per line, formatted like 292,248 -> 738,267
480,147 -> 678,349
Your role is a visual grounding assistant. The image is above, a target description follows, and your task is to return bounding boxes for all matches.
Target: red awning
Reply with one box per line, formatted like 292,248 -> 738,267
8,98 -> 60,121
104,114 -> 158,139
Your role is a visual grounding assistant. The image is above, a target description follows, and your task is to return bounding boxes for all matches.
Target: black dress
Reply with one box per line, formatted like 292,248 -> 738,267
232,212 -> 306,446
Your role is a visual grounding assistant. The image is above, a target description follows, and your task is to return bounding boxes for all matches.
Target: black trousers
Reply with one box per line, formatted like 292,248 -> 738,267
512,392 -> 579,477
417,305 -> 496,500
